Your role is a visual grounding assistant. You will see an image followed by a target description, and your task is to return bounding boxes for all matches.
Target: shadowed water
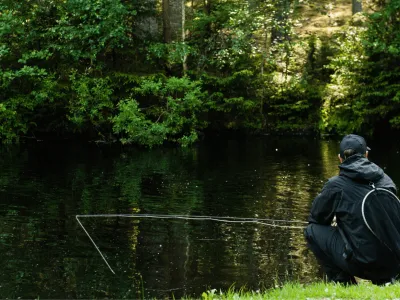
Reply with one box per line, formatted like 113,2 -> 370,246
1,137 -> 399,299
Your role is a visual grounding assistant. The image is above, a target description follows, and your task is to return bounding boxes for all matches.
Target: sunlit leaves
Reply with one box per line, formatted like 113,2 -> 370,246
320,24 -> 368,134
113,98 -> 168,147
319,0 -> 400,135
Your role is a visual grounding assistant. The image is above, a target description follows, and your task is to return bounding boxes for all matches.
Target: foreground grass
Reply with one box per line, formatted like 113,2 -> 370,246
197,282 -> 400,299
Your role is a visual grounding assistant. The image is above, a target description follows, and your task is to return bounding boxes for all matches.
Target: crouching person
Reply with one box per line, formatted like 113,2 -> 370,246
305,134 -> 400,285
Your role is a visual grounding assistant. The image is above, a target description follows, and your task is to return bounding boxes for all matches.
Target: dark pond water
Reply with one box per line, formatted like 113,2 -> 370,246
1,136 -> 400,299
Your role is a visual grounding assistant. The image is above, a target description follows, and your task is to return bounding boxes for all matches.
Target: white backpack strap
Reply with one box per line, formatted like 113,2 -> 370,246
362,183 -> 400,237
361,185 -> 377,236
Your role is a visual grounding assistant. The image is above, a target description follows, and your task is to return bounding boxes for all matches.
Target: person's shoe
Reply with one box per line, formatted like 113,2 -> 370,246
371,277 -> 396,286
332,273 -> 358,286
334,278 -> 358,286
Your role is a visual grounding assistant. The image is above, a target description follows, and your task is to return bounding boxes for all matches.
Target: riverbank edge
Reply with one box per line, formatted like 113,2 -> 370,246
11,130 -> 332,145
9,126 -> 400,146
195,281 -> 400,299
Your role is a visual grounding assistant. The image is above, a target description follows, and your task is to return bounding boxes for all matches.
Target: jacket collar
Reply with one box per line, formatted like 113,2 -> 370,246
339,154 -> 384,182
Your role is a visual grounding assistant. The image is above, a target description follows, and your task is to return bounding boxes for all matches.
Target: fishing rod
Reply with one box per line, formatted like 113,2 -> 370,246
76,214 -> 308,274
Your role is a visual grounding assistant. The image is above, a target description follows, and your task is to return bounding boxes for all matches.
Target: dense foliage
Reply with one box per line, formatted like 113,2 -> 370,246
1,0 -> 399,146
321,0 -> 400,134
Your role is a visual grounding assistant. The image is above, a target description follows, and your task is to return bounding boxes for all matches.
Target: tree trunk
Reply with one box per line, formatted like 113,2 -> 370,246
261,25 -> 272,76
204,0 -> 211,15
166,0 -> 183,41
352,0 -> 362,14
271,0 -> 290,43
260,24 -> 271,123
182,0 -> 188,74
163,0 -> 172,43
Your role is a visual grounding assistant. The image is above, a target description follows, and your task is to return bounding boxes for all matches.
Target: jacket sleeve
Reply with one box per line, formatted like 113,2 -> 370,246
383,174 -> 398,195
308,182 -> 341,225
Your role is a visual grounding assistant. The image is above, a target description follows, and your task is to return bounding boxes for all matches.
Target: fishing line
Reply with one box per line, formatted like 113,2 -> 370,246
76,214 -> 308,274
76,215 -> 116,274
76,213 -> 307,224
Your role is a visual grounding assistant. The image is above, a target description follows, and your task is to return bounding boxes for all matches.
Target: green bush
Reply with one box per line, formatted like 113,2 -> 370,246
112,76 -> 208,147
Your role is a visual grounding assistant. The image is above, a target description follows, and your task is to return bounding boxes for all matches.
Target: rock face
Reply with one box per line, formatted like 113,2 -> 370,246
135,0 -> 159,39
137,16 -> 159,39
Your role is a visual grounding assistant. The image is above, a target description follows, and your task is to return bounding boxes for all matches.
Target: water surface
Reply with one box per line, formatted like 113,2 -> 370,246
1,137 -> 399,299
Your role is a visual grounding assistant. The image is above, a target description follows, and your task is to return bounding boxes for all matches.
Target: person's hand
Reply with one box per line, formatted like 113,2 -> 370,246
331,216 -> 337,227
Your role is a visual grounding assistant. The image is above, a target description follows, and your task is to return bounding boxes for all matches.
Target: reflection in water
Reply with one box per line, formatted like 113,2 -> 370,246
1,137 -> 399,298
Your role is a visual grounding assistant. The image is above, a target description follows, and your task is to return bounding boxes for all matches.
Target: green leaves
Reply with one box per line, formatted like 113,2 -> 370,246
0,0 -> 138,143
68,74 -> 114,129
319,0 -> 400,135
112,76 -> 208,147
47,0 -> 131,61
147,42 -> 195,68
18,50 -> 53,64
2,0 -> 400,144
113,99 -> 168,147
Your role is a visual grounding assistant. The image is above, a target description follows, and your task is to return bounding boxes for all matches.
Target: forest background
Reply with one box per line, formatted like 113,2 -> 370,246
1,0 -> 399,147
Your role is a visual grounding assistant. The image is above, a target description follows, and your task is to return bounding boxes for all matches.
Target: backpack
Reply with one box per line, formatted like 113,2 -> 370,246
361,183 -> 400,262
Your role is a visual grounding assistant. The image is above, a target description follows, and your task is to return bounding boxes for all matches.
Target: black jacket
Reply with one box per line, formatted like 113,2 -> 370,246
308,154 -> 397,266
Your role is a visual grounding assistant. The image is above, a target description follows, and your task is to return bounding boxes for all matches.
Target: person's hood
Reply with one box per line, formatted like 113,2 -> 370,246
339,154 -> 384,182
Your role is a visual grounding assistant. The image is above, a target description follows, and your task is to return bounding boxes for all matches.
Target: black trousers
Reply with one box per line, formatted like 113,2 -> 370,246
304,223 -> 398,284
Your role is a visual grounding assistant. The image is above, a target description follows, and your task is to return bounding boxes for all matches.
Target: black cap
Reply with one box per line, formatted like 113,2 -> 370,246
339,134 -> 371,158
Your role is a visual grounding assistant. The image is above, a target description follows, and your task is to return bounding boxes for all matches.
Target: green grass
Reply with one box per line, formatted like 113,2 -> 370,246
194,282 -> 400,299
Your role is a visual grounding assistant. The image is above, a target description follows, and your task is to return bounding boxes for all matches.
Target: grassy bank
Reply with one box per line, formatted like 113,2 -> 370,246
198,282 -> 400,299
